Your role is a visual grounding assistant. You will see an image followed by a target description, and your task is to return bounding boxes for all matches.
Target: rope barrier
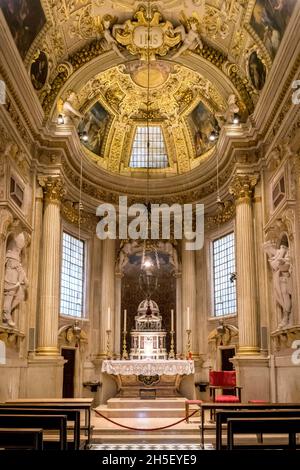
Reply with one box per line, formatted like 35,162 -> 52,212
93,408 -> 199,431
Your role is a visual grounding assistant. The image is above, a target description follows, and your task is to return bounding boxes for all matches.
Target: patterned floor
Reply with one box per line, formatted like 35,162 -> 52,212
91,443 -> 214,450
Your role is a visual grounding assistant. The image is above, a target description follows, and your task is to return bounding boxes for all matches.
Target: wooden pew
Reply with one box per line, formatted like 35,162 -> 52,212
199,402 -> 300,448
6,398 -> 93,448
215,409 -> 300,449
0,415 -> 67,450
0,428 -> 43,450
0,407 -> 80,450
227,417 -> 300,450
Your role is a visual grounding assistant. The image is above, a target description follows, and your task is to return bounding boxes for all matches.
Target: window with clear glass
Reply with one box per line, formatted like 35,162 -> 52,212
60,232 -> 85,317
129,126 -> 169,169
212,232 -> 236,317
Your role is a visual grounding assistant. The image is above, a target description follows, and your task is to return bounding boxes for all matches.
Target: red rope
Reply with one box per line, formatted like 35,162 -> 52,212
93,408 -> 199,431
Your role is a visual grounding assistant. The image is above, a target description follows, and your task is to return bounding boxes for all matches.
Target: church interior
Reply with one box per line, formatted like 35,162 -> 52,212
0,0 -> 300,452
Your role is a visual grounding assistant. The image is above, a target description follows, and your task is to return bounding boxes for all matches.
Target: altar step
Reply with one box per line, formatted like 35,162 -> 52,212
107,397 -> 186,409
96,397 -> 188,418
98,405 -> 184,418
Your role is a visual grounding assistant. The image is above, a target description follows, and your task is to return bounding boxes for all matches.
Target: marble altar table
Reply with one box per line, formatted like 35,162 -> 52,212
101,359 -> 195,398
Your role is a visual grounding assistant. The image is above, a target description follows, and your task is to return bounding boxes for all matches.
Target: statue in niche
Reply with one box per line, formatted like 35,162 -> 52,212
172,18 -> 203,59
264,237 -> 292,329
2,232 -> 29,328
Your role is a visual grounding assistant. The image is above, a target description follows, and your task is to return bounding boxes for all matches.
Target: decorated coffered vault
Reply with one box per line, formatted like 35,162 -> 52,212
0,0 -> 299,205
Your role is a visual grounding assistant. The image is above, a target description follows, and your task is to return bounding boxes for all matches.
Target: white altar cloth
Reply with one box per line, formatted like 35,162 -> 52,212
102,359 -> 194,376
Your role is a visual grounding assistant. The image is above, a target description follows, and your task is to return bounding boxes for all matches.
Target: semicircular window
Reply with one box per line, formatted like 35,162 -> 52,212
130,126 -> 169,169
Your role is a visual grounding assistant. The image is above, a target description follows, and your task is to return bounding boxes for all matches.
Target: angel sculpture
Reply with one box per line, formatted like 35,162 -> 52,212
173,19 -> 203,59
102,17 -> 125,59
263,240 -> 292,328
117,240 -> 140,272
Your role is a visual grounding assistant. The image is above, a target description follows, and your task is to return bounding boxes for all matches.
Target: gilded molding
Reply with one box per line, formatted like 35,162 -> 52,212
205,201 -> 236,230
61,201 -> 98,232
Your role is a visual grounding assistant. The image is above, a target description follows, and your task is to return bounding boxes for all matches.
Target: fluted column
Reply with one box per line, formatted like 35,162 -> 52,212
175,272 -> 182,357
99,238 -> 116,358
27,186 -> 43,336
36,177 -> 65,356
229,174 -> 260,355
114,272 -> 123,358
181,241 -> 198,357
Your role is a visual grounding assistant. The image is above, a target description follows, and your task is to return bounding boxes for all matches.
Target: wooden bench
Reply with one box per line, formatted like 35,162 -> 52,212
215,409 -> 300,449
6,398 -> 93,448
0,428 -> 44,450
227,417 -> 300,450
0,407 -> 80,450
199,402 -> 300,448
0,414 -> 67,450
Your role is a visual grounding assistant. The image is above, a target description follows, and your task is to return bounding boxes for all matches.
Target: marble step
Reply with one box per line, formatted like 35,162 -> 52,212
92,434 -> 203,444
97,406 -> 185,418
107,398 -> 186,409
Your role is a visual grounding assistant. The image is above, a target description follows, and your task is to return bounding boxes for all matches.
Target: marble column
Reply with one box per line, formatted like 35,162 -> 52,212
181,240 -> 198,358
175,272 -> 182,358
114,272 -> 123,359
36,177 -> 65,356
99,238 -> 116,358
27,186 -> 43,338
229,174 -> 260,355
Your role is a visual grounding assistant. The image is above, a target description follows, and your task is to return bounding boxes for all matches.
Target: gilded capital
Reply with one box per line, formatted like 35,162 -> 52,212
38,177 -> 66,204
229,174 -> 258,202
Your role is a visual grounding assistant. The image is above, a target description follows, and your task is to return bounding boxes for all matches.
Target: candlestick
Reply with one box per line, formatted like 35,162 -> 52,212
106,329 -> 111,358
169,330 -> 175,359
122,330 -> 128,360
123,309 -> 127,333
171,309 -> 174,332
186,329 -> 191,359
187,307 -> 190,330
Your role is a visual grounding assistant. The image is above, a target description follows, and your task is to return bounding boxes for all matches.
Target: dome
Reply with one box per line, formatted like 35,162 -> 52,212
137,299 -> 159,316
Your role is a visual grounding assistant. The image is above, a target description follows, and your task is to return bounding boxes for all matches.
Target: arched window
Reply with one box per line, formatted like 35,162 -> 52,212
130,126 -> 169,169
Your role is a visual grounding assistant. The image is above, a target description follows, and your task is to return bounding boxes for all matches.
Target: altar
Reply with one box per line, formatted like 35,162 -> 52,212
102,359 -> 194,397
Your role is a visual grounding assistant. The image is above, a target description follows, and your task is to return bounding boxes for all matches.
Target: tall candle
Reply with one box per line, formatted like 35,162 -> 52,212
107,307 -> 111,330
187,307 -> 190,330
171,309 -> 174,331
124,309 -> 127,332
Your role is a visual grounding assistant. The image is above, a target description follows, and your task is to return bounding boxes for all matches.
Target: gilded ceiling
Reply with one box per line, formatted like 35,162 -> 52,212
1,0 -> 297,177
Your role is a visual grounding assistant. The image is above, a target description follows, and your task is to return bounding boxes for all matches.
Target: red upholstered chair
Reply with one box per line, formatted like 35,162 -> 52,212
209,370 -> 242,404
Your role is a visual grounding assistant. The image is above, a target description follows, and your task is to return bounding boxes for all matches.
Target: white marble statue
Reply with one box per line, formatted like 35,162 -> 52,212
216,94 -> 240,126
264,240 -> 292,328
57,90 -> 83,123
103,18 -> 125,59
2,232 -> 29,328
173,20 -> 203,59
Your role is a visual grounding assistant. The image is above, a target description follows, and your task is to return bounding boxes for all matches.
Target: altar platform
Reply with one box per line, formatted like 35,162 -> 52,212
101,359 -> 194,398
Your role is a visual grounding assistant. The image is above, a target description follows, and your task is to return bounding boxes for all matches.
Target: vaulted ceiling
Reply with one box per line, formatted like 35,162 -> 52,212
1,0 -> 297,182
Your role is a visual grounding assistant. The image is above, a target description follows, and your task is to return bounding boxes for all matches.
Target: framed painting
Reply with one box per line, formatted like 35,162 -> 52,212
0,0 -> 46,60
